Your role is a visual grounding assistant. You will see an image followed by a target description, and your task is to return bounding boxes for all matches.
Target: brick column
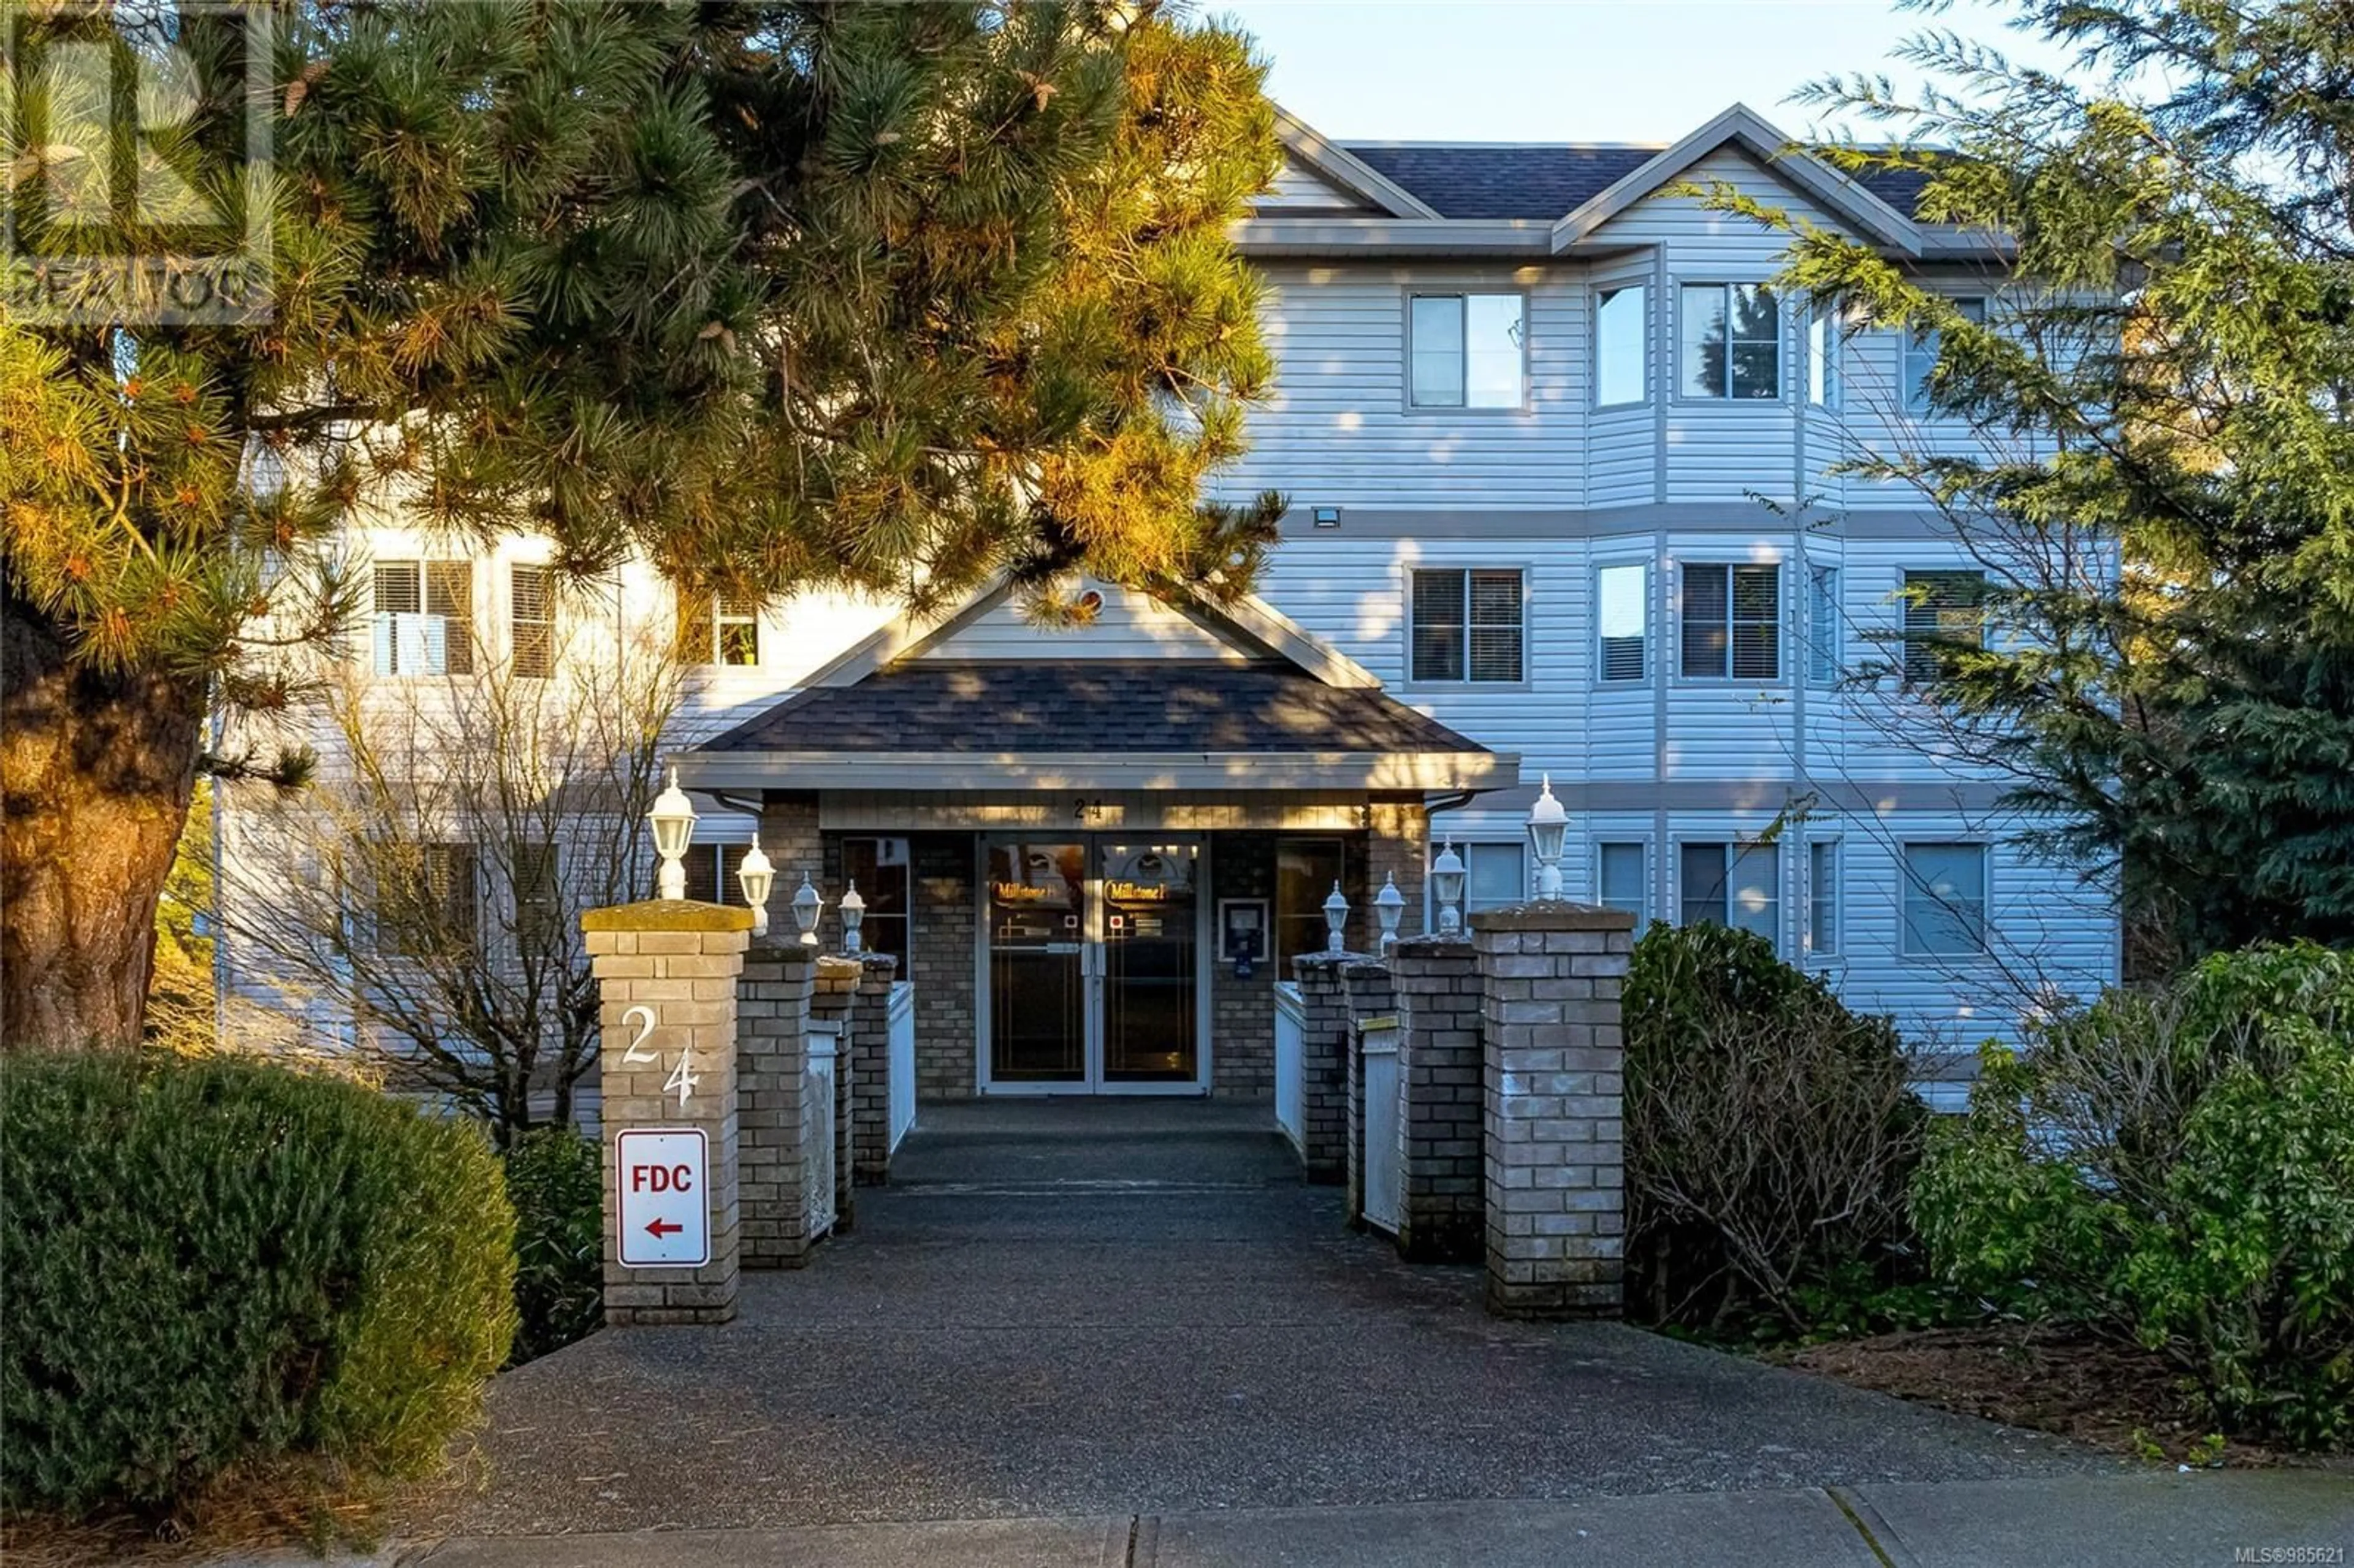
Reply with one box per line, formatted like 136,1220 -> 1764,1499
811,957 -> 861,1232
582,901 -> 752,1326
1390,934 -> 1483,1263
849,953 -> 899,1184
1288,953 -> 1357,1182
1336,956 -> 1395,1228
1469,903 -> 1636,1319
737,935 -> 817,1268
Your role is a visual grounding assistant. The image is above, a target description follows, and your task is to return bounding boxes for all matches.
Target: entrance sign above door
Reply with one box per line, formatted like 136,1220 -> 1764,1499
615,1128 -> 711,1268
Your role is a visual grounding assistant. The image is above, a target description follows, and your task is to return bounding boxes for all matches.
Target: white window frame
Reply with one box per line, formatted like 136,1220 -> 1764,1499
1805,838 -> 1840,959
370,558 -> 474,677
1595,561 -> 1649,683
1807,562 -> 1842,686
1593,281 -> 1650,408
1904,295 -> 1987,414
1461,840 -> 1528,914
1902,842 -> 1990,957
1901,568 -> 1988,686
511,563 -> 556,680
1676,839 -> 1782,953
680,589 -> 761,668
1406,566 -> 1527,685
1406,290 -> 1528,411
1678,281 -> 1782,401
1807,297 -> 1842,409
1595,840 -> 1649,926
1678,561 -> 1782,682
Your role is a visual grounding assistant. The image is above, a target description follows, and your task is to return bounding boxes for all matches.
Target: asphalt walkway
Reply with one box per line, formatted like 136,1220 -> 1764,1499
408,1102 -> 2143,1547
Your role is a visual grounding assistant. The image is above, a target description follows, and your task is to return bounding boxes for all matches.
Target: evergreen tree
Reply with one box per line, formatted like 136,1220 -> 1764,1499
1,1 -> 1280,1048
1719,0 -> 2354,962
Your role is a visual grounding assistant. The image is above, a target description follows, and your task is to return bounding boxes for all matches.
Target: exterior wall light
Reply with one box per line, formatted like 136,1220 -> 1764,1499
1323,880 -> 1349,953
736,840 -> 775,934
1528,774 -> 1568,900
840,878 -> 866,955
1431,839 -> 1467,935
649,767 -> 698,901
790,871 -> 823,946
1374,872 -> 1406,951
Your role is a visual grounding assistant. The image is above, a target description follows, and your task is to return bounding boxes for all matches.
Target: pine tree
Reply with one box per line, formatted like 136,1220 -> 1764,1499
1716,0 -> 2354,962
1,0 -> 1280,1048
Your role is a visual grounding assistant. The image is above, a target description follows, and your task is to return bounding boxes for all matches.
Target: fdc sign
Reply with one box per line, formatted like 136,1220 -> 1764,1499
615,1128 -> 710,1268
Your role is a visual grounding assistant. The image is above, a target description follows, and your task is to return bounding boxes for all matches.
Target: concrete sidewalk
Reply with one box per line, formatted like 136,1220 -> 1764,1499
390,1471 -> 2353,1568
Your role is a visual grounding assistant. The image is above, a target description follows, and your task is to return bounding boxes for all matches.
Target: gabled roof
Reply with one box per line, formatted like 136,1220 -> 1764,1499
1273,105 -> 1444,220
1341,140 -> 1932,225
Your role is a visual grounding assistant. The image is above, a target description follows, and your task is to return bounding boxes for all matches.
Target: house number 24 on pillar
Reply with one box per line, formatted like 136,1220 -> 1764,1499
618,1003 -> 699,1110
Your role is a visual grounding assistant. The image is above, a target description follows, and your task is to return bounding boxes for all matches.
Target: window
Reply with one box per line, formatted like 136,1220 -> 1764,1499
511,565 -> 555,680
1807,563 -> 1841,685
840,836 -> 912,972
1680,563 -> 1780,680
371,560 -> 474,676
1594,283 -> 1648,405
1807,298 -> 1842,408
1902,569 -> 1987,684
1410,568 -> 1523,683
1680,842 -> 1780,948
1597,842 -> 1648,925
1903,843 -> 1987,956
1680,283 -> 1780,398
1905,295 -> 1986,413
676,842 -> 755,905
1596,563 -> 1647,682
679,589 -> 760,666
1276,837 -> 1361,970
1465,842 -> 1526,913
1807,840 -> 1839,957
514,841 -> 561,948
375,842 -> 478,956
1409,292 -> 1525,409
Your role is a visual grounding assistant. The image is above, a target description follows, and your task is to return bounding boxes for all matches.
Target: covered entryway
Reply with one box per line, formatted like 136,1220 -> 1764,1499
983,835 -> 1206,1093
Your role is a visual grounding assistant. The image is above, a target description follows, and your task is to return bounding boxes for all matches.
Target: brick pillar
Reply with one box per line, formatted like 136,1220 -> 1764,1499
811,957 -> 861,1232
1336,957 -> 1395,1228
582,901 -> 752,1325
1288,953 -> 1357,1182
1470,903 -> 1636,1319
1390,934 -> 1482,1263
849,953 -> 899,1184
737,935 -> 817,1268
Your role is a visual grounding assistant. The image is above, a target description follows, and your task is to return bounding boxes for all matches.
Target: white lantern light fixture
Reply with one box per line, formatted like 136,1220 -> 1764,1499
1431,839 -> 1467,935
790,871 -> 823,946
840,878 -> 866,956
736,840 -> 775,934
1374,872 -> 1406,951
1528,773 -> 1568,900
1322,879 -> 1350,954
648,767 -> 698,900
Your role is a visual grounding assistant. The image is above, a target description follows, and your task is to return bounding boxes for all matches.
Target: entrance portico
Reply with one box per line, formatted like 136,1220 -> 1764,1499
672,581 -> 1514,1102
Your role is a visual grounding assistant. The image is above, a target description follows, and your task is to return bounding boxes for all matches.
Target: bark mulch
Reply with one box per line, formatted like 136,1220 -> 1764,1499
1784,1323 -> 2350,1472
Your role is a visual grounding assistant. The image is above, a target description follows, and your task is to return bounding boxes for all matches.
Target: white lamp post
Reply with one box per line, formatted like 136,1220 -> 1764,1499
1374,872 -> 1406,951
736,840 -> 775,934
1431,839 -> 1466,935
790,871 -> 823,946
648,767 -> 697,901
1322,880 -> 1349,954
840,878 -> 866,956
1528,773 -> 1567,901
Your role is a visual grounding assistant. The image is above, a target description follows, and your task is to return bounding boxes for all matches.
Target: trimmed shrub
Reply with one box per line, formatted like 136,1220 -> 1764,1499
1,1052 -> 516,1516
1624,921 -> 1927,1337
502,1126 -> 604,1364
1914,943 -> 2354,1449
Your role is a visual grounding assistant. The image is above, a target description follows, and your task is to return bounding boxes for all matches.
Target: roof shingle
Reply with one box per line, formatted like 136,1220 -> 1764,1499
1338,143 -> 1932,221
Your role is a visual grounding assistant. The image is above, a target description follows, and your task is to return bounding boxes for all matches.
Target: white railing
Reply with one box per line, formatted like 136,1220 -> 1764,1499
887,980 -> 917,1154
1360,1018 -> 1402,1235
805,1022 -> 839,1241
1273,980 -> 1306,1155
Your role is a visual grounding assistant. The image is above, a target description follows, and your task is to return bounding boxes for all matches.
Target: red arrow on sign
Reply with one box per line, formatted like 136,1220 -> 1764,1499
645,1217 -> 683,1239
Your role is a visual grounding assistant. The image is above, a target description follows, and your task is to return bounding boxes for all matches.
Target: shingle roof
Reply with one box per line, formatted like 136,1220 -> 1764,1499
1338,143 -> 1932,222
698,661 -> 1488,758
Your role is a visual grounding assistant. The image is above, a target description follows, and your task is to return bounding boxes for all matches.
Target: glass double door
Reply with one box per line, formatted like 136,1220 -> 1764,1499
984,837 -> 1202,1092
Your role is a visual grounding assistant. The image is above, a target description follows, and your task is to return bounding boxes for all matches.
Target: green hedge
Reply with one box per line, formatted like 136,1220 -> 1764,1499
502,1125 -> 604,1364
1,1052 -> 516,1515
1915,943 -> 2354,1449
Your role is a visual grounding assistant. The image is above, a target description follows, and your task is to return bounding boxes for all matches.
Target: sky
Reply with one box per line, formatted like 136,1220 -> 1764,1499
1211,1 -> 2078,145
